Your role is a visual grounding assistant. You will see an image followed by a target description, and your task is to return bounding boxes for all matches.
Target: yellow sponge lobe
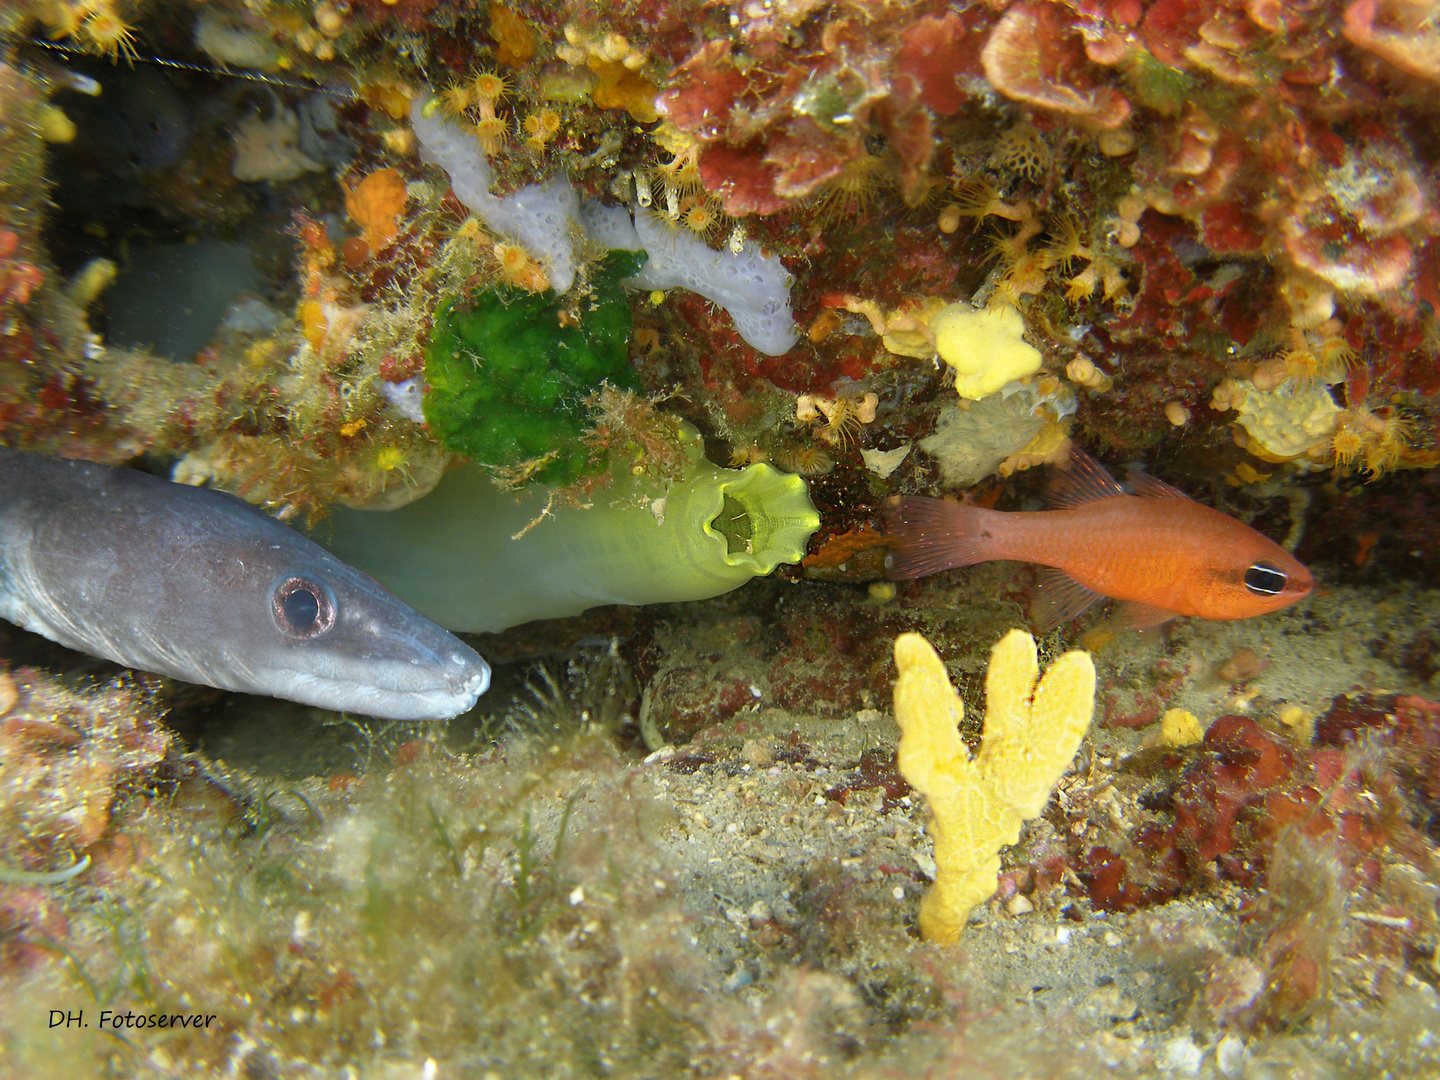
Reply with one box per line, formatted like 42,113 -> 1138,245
930,303 -> 1043,401
894,629 -> 1095,943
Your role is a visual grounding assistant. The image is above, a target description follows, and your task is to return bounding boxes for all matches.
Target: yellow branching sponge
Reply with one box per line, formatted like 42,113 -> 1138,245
893,629 -> 1096,943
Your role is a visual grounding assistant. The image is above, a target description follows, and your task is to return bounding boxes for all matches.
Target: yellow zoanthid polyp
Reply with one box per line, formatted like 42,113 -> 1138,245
79,0 -> 141,62
472,69 -> 510,102
893,629 -> 1096,943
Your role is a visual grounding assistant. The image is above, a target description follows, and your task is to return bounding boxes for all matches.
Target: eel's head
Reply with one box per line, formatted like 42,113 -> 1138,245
178,533 -> 490,721
17,465 -> 489,720
248,558 -> 491,720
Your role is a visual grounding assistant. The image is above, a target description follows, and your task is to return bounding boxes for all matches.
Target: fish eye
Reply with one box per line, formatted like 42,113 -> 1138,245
272,576 -> 337,639
1243,562 -> 1288,596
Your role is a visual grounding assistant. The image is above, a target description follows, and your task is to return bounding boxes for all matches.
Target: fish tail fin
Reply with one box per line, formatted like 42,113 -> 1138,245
884,496 -> 991,580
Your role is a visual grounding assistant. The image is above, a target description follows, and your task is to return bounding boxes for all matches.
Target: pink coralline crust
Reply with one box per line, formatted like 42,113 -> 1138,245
1078,697 -> 1440,916
1199,201 -> 1266,253
619,0 -> 738,65
981,0 -> 1133,128
1323,134 -> 1429,237
892,11 -> 985,115
650,668 -> 764,739
1106,213 -> 1270,347
1417,236 -> 1440,314
1138,0 -> 1210,65
1070,0 -> 1145,62
350,0 -> 436,30
656,39 -> 751,139
1074,0 -> 1440,326
1163,137 -> 1244,213
1171,716 -> 1295,878
1282,213 -> 1414,297
1140,0 -> 1337,87
661,36 -> 869,213
1343,0 -> 1440,82
1246,0 -> 1318,34
696,142 -> 790,217
770,655 -> 869,715
734,0 -> 829,57
657,9 -> 998,214
873,99 -> 935,202
1317,693 -> 1440,817
0,229 -> 42,307
668,286 -> 873,394
1073,0 -> 1144,24
763,120 -> 861,201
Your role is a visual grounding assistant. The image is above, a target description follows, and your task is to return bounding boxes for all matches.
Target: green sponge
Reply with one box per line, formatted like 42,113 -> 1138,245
422,251 -> 646,484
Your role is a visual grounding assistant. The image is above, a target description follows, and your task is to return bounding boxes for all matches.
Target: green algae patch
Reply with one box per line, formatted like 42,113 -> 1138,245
422,250 -> 646,484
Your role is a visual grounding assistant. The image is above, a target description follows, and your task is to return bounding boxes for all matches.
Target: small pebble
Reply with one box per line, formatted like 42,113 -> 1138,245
1005,894 -> 1034,916
1277,704 -> 1310,729
1098,127 -> 1135,156
740,738 -> 773,767
1157,1035 -> 1202,1075
1216,646 -> 1265,684
755,923 -> 783,948
721,966 -> 753,992
1215,1034 -> 1248,1078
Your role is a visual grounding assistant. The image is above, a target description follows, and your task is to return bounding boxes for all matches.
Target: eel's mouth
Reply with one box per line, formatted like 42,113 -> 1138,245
265,642 -> 490,721
278,668 -> 488,721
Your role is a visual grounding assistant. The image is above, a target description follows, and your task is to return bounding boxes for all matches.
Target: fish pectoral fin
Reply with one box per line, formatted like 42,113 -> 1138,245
1114,600 -> 1178,630
1031,567 -> 1102,633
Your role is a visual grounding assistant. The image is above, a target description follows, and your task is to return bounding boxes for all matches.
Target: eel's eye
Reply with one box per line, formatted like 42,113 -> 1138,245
1243,562 -> 1287,596
273,576 -> 337,638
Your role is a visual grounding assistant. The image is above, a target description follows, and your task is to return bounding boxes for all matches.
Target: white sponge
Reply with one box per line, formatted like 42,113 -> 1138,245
411,97 -> 798,355
625,211 -> 798,356
577,200 -> 642,252
411,99 -> 579,293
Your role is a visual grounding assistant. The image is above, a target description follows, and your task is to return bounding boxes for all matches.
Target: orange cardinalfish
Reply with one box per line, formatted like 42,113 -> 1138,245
884,447 -> 1314,630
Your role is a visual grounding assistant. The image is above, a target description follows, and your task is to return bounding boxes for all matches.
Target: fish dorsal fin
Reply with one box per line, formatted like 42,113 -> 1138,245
1031,567 -> 1103,633
1046,446 -> 1126,509
1126,469 -> 1192,500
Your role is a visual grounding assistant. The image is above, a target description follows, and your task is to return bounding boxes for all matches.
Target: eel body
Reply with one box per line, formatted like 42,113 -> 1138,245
0,448 -> 489,720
